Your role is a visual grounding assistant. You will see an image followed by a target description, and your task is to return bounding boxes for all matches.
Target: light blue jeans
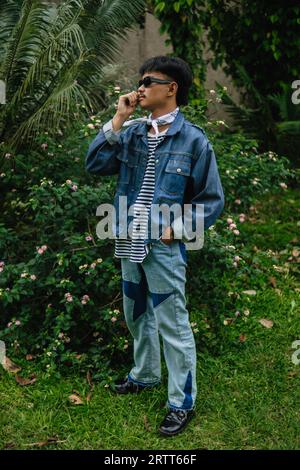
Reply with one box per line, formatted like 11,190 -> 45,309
121,238 -> 197,411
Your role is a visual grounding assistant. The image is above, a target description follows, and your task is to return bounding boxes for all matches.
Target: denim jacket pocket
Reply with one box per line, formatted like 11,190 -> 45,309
116,152 -> 137,185
160,158 -> 192,195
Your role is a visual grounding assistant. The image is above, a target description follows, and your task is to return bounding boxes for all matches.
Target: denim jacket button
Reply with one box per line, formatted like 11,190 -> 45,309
156,159 -> 159,163
176,168 -> 182,173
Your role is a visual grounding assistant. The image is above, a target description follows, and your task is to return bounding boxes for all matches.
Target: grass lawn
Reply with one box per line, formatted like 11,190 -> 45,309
1,188 -> 299,450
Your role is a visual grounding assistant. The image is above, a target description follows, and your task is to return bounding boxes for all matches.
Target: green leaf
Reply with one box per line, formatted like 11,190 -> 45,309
154,1 -> 165,14
174,2 -> 180,13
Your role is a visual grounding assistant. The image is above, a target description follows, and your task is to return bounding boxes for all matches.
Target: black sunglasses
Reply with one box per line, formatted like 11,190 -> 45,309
138,76 -> 173,88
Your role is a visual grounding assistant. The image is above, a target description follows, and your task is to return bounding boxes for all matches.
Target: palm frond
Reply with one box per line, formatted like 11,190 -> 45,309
268,83 -> 300,121
0,0 -> 22,61
0,0 -> 147,150
10,51 -> 93,148
277,121 -> 300,135
1,0 -> 52,92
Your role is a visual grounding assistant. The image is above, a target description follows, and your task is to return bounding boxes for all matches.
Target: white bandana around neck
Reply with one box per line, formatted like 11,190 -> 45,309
121,106 -> 180,137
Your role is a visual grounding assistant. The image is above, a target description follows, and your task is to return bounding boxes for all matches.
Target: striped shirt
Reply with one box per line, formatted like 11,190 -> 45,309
114,127 -> 169,263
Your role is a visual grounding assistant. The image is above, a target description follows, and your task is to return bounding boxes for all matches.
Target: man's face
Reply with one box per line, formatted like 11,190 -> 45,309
137,71 -> 177,111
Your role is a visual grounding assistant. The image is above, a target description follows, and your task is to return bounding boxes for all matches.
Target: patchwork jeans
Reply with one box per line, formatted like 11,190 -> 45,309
121,238 -> 197,411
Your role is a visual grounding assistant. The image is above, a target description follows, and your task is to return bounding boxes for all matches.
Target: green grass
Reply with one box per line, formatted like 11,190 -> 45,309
1,188 -> 299,450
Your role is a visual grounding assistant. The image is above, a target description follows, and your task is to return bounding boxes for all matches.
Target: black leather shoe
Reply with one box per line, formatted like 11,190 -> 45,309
113,377 -> 155,394
158,408 -> 195,436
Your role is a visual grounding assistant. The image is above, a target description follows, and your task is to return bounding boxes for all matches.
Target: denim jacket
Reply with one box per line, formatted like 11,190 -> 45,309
85,109 -> 225,248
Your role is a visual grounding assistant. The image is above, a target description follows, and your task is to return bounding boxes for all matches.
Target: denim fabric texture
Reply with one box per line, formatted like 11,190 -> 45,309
121,237 -> 196,410
85,109 -> 225,245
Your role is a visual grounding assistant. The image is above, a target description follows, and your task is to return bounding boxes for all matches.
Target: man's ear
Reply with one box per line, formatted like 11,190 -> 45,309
167,82 -> 178,96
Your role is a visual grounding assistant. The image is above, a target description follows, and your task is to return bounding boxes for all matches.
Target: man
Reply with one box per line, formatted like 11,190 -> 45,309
85,56 -> 225,436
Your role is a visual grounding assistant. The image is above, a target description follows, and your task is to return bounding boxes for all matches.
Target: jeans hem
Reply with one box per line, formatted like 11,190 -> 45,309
167,400 -> 195,412
128,373 -> 160,387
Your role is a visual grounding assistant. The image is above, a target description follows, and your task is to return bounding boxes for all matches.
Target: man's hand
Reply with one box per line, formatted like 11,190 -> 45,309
160,226 -> 174,245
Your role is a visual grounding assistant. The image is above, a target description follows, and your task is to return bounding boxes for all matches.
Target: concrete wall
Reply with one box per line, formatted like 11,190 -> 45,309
114,12 -> 241,123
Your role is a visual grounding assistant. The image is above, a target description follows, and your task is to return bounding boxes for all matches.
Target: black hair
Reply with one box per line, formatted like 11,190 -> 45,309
138,56 -> 193,106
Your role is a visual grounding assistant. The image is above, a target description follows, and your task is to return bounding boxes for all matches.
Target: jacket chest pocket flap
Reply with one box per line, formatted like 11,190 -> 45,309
160,158 -> 192,194
117,152 -> 137,185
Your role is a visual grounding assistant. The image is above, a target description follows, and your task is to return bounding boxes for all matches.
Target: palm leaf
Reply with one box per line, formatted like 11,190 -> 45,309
0,0 -> 147,150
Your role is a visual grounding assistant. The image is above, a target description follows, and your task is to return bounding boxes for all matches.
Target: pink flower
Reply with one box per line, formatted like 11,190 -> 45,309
0,261 -> 5,267
239,214 -> 246,223
227,218 -> 233,224
81,294 -> 90,305
64,292 -> 73,302
5,153 -> 11,159
15,320 -> 21,326
30,274 -> 37,280
111,316 -> 117,323
7,322 -> 12,328
85,235 -> 92,242
36,245 -> 47,254
234,255 -> 240,262
66,179 -> 72,184
41,143 -> 48,150
229,223 -> 237,230
71,184 -> 78,191
279,182 -> 287,189
232,261 -> 238,268
234,199 -> 241,205
233,229 -> 240,235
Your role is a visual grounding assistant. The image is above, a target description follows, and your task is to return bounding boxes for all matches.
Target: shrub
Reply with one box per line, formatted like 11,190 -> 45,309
0,84 -> 297,379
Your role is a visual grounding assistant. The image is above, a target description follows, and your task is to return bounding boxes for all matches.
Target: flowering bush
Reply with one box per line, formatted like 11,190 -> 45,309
0,82 -> 298,378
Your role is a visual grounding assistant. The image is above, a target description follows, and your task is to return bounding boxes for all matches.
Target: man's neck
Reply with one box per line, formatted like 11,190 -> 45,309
150,105 -> 178,120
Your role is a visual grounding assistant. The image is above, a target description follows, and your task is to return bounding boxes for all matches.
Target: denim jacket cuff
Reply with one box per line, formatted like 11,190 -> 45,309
102,118 -> 121,145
